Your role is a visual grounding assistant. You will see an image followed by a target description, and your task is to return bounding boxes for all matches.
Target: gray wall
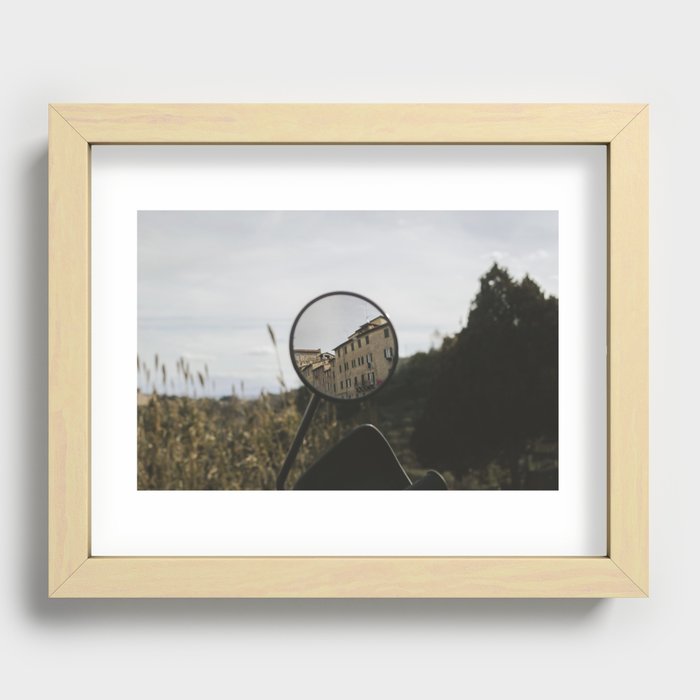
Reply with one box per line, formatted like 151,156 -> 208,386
1,1 -> 694,698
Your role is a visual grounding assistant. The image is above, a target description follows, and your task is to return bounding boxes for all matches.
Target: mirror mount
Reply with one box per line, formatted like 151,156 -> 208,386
276,391 -> 321,490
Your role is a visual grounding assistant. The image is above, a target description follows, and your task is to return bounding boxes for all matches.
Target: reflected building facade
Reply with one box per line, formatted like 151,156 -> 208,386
294,316 -> 396,399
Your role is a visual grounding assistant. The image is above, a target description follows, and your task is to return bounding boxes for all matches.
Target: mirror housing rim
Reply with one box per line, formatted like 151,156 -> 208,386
289,290 -> 400,404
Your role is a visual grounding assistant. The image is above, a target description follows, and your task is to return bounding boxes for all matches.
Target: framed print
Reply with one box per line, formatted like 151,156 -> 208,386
48,104 -> 648,597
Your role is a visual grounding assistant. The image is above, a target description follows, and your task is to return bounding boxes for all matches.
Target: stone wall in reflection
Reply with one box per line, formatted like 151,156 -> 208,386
294,316 -> 396,399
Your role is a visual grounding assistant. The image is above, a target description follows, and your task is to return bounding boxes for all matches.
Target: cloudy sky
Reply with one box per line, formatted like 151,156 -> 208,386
138,210 -> 558,397
293,293 -> 388,355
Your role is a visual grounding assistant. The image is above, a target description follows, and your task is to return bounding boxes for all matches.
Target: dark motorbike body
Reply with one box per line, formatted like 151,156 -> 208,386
293,424 -> 447,491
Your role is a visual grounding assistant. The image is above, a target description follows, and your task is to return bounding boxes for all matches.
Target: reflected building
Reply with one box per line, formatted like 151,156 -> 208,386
295,316 -> 396,399
293,348 -> 322,367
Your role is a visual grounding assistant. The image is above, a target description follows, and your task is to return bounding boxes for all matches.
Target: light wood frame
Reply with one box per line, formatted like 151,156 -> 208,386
48,104 -> 648,598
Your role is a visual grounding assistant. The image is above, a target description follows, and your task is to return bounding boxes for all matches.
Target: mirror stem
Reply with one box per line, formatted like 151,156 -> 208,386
277,392 -> 322,490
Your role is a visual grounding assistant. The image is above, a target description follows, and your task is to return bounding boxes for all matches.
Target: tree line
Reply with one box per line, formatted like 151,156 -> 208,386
409,263 -> 558,488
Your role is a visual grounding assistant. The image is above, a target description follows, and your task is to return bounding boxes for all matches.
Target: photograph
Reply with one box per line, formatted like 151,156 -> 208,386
137,210 -> 559,491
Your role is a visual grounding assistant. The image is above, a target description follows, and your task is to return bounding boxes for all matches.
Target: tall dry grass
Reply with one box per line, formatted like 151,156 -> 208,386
137,334 -> 342,490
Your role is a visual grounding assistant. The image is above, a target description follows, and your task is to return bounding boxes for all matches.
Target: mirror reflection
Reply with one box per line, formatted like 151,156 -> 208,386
291,292 -> 398,401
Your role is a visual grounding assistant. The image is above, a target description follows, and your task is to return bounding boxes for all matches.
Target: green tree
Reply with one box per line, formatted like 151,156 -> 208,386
410,264 -> 558,488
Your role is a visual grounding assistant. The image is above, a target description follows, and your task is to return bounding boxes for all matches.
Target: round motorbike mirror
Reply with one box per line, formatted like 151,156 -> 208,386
290,291 -> 399,402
